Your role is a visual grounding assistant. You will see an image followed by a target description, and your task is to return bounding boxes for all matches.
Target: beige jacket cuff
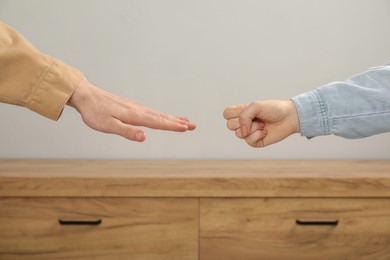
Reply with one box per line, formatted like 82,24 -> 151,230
28,58 -> 84,120
0,21 -> 84,121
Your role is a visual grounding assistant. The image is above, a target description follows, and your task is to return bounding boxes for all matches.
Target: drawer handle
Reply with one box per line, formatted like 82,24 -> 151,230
296,219 -> 339,226
59,219 -> 102,226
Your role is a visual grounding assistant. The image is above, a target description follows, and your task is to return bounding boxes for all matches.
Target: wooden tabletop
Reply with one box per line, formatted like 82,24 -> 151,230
1,160 -> 390,197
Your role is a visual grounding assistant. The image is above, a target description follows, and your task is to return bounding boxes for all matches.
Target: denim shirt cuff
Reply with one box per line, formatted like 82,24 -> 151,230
291,90 -> 331,138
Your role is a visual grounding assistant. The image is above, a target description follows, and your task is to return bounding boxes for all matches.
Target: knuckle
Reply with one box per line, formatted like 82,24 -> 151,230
226,120 -> 234,130
123,127 -> 135,140
245,138 -> 256,148
235,129 -> 243,139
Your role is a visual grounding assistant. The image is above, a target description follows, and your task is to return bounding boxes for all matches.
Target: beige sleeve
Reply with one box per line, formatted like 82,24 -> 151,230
0,22 -> 84,120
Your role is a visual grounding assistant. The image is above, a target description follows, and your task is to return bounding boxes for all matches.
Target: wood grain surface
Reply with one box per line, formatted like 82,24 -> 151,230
1,160 -> 390,259
200,198 -> 390,260
1,160 -> 390,197
0,198 -> 198,260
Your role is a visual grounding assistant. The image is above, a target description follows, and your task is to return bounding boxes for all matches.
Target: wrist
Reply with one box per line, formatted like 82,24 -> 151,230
67,77 -> 89,110
288,100 -> 300,134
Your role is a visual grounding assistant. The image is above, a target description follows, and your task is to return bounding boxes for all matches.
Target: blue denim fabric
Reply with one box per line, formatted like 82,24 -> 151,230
292,62 -> 390,139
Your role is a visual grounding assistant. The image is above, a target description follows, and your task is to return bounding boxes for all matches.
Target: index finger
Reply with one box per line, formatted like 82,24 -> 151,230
223,104 -> 248,119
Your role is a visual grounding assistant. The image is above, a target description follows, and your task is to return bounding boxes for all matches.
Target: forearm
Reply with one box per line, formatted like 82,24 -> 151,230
0,22 -> 83,120
292,63 -> 390,139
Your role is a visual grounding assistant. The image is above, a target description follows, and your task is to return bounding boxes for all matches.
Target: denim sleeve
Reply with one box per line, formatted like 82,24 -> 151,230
291,62 -> 390,139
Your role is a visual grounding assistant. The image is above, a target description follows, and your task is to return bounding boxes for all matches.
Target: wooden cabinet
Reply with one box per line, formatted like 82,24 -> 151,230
0,198 -> 198,260
200,198 -> 390,259
1,160 -> 390,259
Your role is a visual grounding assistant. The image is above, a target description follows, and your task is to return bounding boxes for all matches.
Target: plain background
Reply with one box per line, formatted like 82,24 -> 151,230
1,0 -> 389,159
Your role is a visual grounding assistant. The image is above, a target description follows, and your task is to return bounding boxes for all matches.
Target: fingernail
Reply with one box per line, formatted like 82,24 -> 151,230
136,132 -> 145,141
189,122 -> 197,130
180,124 -> 189,131
241,125 -> 248,136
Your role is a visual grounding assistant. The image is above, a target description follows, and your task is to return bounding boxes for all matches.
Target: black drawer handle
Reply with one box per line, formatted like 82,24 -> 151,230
296,219 -> 339,226
59,219 -> 102,226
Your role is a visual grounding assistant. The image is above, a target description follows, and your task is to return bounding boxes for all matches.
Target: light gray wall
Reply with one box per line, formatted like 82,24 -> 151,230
1,0 -> 390,159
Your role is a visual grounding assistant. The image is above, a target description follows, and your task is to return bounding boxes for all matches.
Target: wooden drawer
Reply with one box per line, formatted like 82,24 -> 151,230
200,198 -> 390,260
0,198 -> 198,260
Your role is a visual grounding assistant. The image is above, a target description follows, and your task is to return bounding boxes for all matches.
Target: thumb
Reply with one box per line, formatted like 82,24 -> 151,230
109,118 -> 147,142
239,102 -> 262,137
